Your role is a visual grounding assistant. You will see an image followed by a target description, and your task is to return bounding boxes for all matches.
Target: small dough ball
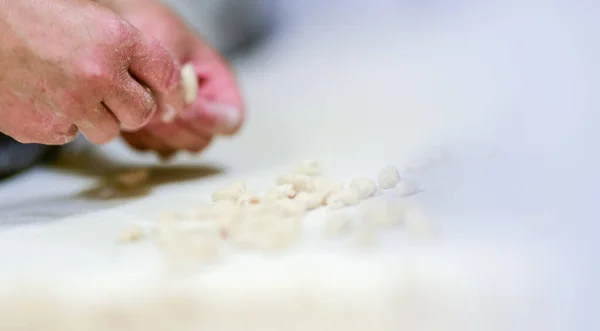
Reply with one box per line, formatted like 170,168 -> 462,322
181,63 -> 198,105
341,188 -> 360,206
212,180 -> 246,202
394,179 -> 420,197
236,193 -> 262,206
314,177 -> 343,193
265,184 -> 297,200
276,199 -> 307,216
293,160 -> 321,176
295,191 -> 325,210
326,189 -> 360,209
314,177 -> 344,202
378,165 -> 401,189
349,177 -> 377,199
276,174 -> 315,192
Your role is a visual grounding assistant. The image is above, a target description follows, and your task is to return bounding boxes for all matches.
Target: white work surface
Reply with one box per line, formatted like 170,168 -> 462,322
0,1 -> 597,329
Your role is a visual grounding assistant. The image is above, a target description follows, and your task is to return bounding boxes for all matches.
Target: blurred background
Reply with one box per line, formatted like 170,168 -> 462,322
1,0 -> 599,229
0,0 -> 597,326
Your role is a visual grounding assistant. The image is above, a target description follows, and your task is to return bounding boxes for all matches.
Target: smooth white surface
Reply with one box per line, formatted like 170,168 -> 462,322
0,0 -> 597,328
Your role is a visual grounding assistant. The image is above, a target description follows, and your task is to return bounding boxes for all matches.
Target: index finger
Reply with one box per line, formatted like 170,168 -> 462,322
128,34 -> 185,122
179,42 -> 245,135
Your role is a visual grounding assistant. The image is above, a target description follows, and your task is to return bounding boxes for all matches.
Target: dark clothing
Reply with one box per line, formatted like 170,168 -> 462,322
0,133 -> 62,179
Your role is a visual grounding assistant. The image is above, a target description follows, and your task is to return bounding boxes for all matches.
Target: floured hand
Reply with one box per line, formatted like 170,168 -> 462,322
103,0 -> 245,158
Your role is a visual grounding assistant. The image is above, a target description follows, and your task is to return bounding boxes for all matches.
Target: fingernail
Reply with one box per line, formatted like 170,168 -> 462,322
161,104 -> 177,123
204,102 -> 241,133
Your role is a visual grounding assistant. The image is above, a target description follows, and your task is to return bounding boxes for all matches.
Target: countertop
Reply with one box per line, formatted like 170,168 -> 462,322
0,0 -> 597,327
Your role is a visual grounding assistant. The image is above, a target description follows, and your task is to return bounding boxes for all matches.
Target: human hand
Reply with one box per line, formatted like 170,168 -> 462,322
0,0 -> 186,145
109,1 -> 245,158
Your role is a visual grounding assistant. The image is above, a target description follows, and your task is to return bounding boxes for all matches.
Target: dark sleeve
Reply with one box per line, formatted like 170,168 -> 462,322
0,134 -> 63,180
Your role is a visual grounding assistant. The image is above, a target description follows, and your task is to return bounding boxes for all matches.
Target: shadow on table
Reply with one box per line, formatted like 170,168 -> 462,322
50,146 -> 223,201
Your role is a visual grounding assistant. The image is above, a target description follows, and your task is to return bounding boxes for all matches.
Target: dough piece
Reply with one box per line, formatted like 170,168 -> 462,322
181,63 -> 198,105
349,177 -> 377,199
276,174 -> 315,192
326,189 -> 360,209
211,180 -> 246,202
293,160 -> 321,176
378,165 -> 401,189
314,177 -> 344,204
236,193 -> 262,206
294,191 -> 325,210
265,184 -> 297,200
276,199 -> 307,217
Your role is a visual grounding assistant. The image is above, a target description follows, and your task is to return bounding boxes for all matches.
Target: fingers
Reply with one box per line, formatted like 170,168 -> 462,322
122,129 -> 175,159
145,121 -> 212,152
128,34 -> 185,121
191,43 -> 244,111
181,43 -> 245,135
104,74 -> 157,131
180,98 -> 243,136
74,102 -> 120,144
122,121 -> 212,158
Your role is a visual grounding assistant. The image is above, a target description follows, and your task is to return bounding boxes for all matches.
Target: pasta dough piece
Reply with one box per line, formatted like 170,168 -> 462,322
276,174 -> 315,192
212,180 -> 246,202
181,63 -> 198,105
349,177 -> 377,199
293,160 -> 321,176
378,165 -> 401,189
265,184 -> 297,200
326,189 -> 360,209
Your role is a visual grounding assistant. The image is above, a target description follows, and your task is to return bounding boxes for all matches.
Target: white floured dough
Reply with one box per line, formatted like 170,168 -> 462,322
181,63 -> 198,105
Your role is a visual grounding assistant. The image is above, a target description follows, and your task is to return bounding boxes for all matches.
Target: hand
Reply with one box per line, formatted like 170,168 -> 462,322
0,0 -> 186,145
109,1 -> 245,158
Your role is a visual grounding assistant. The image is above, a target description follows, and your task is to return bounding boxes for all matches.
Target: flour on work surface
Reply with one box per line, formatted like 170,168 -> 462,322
118,161 -> 430,263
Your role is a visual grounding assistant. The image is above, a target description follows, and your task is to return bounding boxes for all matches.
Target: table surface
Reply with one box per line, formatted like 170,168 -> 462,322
0,0 -> 597,326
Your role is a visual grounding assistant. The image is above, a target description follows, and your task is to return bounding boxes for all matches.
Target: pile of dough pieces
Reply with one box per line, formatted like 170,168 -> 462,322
119,162 -> 431,262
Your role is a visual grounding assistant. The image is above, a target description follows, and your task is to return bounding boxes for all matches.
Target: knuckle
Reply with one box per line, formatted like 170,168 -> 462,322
74,57 -> 112,85
132,93 -> 158,128
149,41 -> 179,92
49,124 -> 79,145
104,19 -> 135,46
